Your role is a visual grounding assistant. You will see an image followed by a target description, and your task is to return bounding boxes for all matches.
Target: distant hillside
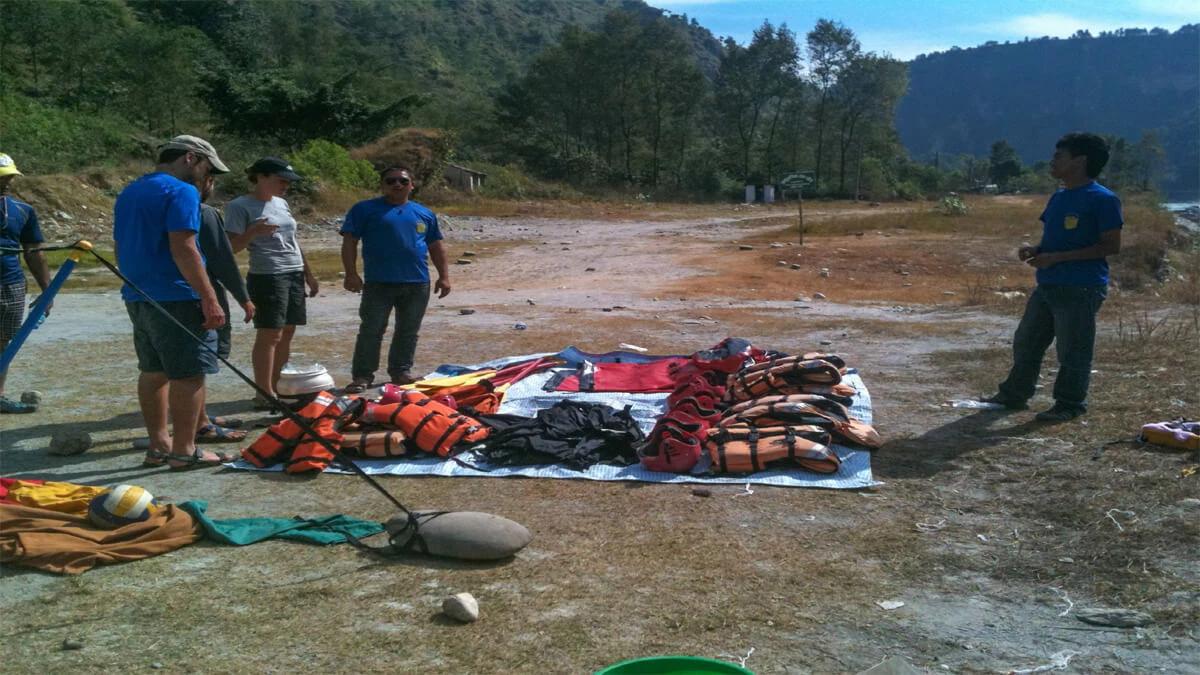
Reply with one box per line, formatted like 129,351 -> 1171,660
897,27 -> 1199,198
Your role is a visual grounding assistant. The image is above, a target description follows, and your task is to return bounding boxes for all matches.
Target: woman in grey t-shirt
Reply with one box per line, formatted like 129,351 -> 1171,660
225,157 -> 319,407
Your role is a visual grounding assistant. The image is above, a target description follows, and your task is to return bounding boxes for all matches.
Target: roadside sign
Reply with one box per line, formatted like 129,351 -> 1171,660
781,171 -> 814,190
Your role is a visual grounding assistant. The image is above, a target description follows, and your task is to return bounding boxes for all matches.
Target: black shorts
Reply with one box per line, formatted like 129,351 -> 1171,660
126,301 -> 218,379
247,271 -> 307,330
0,280 -> 26,344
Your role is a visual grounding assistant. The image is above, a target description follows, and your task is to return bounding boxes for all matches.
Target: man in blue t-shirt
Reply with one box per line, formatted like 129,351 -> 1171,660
114,135 -> 236,469
983,133 -> 1123,422
340,166 -> 451,391
0,153 -> 51,414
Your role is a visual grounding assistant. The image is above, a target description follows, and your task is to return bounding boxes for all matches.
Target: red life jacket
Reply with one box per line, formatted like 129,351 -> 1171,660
341,431 -> 411,458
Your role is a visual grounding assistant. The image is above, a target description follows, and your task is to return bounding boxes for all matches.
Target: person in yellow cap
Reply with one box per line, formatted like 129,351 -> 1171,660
0,153 -> 52,414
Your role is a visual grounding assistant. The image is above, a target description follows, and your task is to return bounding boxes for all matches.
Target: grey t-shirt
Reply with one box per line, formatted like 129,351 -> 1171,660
224,195 -> 303,275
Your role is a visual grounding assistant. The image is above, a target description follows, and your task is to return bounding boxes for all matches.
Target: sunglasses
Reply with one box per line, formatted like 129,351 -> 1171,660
384,176 -> 411,186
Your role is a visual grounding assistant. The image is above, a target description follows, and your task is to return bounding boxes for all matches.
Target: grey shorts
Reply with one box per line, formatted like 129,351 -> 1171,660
0,280 -> 25,344
247,271 -> 307,330
126,301 -> 218,379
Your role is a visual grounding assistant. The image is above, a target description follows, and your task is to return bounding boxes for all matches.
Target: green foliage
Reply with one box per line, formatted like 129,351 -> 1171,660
937,194 -> 968,216
290,140 -> 377,191
472,162 -> 581,200
989,140 -> 1022,187
856,157 -> 891,200
0,93 -> 140,173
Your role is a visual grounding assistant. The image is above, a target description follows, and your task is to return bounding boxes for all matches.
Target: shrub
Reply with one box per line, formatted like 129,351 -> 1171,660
290,139 -> 377,191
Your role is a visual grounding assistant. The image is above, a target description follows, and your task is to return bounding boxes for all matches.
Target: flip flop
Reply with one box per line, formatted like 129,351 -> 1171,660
165,449 -> 237,471
209,415 -> 244,429
195,423 -> 248,444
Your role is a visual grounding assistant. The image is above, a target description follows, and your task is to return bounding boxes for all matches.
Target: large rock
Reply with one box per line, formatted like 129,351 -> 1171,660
49,431 -> 92,456
385,510 -> 532,560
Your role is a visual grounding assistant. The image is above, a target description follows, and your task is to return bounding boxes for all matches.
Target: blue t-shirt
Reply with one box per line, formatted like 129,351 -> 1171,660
340,198 -> 443,283
1036,181 -> 1123,286
113,172 -> 203,302
1,196 -> 44,286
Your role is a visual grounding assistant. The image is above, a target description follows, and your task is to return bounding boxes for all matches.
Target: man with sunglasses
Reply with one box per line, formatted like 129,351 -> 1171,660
340,166 -> 450,392
114,135 -> 235,469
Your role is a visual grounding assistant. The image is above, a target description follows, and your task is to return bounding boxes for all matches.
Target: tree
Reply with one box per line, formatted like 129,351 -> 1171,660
1131,130 -> 1167,191
988,140 -> 1022,186
831,53 -> 907,194
806,19 -> 860,192
714,21 -> 799,183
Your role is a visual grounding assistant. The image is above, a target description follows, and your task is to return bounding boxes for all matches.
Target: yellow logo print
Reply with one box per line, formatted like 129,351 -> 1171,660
1064,214 -> 1078,230
416,222 -> 427,234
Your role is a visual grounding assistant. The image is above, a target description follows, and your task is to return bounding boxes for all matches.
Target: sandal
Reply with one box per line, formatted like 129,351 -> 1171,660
143,449 -> 169,468
208,415 -> 244,429
164,449 -> 237,471
252,395 -> 276,411
195,423 -> 247,444
344,379 -> 373,394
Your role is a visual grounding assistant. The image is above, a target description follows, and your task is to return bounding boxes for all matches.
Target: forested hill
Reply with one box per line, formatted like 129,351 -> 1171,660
896,26 -> 1199,198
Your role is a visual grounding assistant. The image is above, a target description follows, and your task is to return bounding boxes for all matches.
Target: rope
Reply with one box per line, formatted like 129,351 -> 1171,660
60,240 -> 417,529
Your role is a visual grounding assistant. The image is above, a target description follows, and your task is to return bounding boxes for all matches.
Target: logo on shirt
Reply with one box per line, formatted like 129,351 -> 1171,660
1064,214 -> 1079,230
416,222 -> 427,234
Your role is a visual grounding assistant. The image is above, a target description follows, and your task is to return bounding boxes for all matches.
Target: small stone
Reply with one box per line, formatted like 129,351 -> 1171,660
1058,557 -> 1074,563
1180,498 -> 1200,508
942,290 -> 957,296
770,242 -> 784,248
777,260 -> 788,266
458,308 -> 475,315
49,431 -> 92,456
585,267 -> 596,272
513,322 -> 527,330
691,488 -> 712,498
442,592 -> 480,623
61,638 -> 84,650
151,664 -> 164,670
20,390 -> 42,405
813,292 -> 827,300
1076,607 -> 1153,628
902,283 -> 913,287
875,600 -> 905,611
820,340 -> 833,346
790,264 -> 802,270
738,245 -> 754,250
900,271 -> 910,276
454,258 -> 472,265
462,251 -> 477,257
819,268 -> 831,278
526,298 -> 536,305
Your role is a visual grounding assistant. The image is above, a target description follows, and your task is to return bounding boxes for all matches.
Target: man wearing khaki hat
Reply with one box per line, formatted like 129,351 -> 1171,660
114,135 -> 236,469
0,153 -> 51,414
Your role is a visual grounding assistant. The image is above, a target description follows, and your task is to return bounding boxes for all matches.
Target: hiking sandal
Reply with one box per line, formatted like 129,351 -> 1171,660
344,379 -> 373,394
195,424 -> 248,444
164,449 -> 237,471
208,415 -> 244,429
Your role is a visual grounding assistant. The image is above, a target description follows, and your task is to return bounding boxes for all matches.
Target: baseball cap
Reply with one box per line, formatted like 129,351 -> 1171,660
158,135 -> 230,174
0,153 -> 22,177
246,156 -> 302,182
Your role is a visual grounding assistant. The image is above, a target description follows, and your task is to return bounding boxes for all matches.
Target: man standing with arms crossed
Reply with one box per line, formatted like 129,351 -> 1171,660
983,132 -> 1122,422
115,135 -> 235,469
341,166 -> 450,392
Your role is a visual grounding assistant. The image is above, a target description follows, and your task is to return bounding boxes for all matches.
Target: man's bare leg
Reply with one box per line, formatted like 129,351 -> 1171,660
138,371 -> 171,454
168,375 -> 205,458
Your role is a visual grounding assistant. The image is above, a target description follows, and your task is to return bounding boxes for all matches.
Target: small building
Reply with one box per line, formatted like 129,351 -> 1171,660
444,163 -> 487,192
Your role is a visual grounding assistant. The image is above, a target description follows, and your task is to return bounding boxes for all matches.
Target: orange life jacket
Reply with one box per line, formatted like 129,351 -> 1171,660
725,358 -> 844,402
722,394 -> 882,449
705,423 -> 839,474
286,396 -> 362,474
362,390 -> 490,457
241,392 -> 336,468
341,431 -> 411,458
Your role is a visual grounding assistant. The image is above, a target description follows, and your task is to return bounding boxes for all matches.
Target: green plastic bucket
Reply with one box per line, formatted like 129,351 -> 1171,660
596,655 -> 754,675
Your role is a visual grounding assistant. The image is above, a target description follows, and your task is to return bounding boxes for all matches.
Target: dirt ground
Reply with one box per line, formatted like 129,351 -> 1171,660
1,198 -> 1197,674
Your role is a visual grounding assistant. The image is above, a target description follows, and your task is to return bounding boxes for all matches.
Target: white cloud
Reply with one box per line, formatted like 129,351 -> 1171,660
994,13 -> 1128,38
1133,0 -> 1200,20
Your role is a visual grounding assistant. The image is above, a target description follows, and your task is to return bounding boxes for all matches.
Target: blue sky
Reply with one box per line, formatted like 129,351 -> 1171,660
649,0 -> 1197,60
